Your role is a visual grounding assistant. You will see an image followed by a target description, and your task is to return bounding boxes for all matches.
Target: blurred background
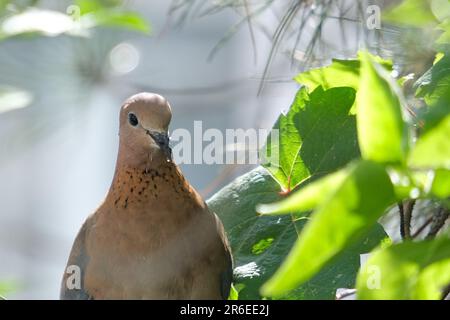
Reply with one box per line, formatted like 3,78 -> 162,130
0,0 -> 434,299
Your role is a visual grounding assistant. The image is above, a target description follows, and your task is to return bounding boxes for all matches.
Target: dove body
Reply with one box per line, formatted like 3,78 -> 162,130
61,93 -> 232,299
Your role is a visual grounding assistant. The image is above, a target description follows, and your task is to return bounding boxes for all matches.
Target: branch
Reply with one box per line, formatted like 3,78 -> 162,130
412,216 -> 433,238
426,207 -> 450,239
398,200 -> 415,240
398,202 -> 406,240
404,200 -> 415,239
336,288 -> 356,300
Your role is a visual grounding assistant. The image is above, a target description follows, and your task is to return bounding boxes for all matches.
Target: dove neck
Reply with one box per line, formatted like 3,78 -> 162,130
109,144 -> 182,191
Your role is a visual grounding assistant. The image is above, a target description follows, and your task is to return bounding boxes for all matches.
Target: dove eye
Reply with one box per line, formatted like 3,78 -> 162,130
128,113 -> 139,127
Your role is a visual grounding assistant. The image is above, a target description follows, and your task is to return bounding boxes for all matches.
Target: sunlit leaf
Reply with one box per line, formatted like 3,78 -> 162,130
228,284 -> 239,300
294,54 -> 392,95
436,20 -> 450,48
383,0 -> 439,27
261,86 -> 359,191
357,52 -> 408,164
431,169 -> 450,198
357,237 -> 450,299
415,53 -> 450,104
431,0 -> 450,22
261,161 -> 395,297
257,169 -> 348,215
409,113 -> 450,169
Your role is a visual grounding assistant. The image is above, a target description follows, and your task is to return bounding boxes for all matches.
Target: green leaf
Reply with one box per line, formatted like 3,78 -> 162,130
436,20 -> 450,46
357,52 -> 408,164
357,236 -> 450,299
207,166 -> 387,300
228,284 -> 239,300
295,59 -> 361,93
294,54 -> 392,95
0,279 -> 18,297
383,0 -> 439,27
409,113 -> 450,169
431,0 -> 450,22
415,53 -> 450,105
76,0 -> 123,14
431,169 -> 450,198
81,11 -> 151,33
257,169 -> 348,215
261,86 -> 359,191
261,161 -> 395,297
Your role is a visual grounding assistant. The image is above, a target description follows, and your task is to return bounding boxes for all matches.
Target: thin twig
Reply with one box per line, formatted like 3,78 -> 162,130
426,207 -> 450,239
258,0 -> 302,94
336,288 -> 356,300
412,216 -> 433,238
243,0 -> 258,64
398,202 -> 406,240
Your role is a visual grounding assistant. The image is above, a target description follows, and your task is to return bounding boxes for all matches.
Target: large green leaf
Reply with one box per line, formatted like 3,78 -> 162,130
294,59 -> 361,93
207,166 -> 388,300
410,53 -> 450,169
260,161 -> 395,297
357,52 -> 408,164
261,86 -> 359,191
409,113 -> 450,169
357,236 -> 450,299
294,54 -> 392,95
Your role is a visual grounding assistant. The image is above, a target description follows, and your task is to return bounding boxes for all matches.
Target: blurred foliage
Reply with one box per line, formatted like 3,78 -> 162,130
357,236 -> 450,299
0,0 -> 150,115
383,0 -> 442,27
0,279 -> 18,298
0,85 -> 32,113
207,0 -> 450,300
0,0 -> 150,39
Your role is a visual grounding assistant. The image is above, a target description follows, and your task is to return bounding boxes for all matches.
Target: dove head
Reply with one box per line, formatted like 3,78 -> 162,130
118,93 -> 173,165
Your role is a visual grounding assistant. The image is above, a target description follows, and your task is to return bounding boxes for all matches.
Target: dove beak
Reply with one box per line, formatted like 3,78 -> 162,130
146,130 -> 172,160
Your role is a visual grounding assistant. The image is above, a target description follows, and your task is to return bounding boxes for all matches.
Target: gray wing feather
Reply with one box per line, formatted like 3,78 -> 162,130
60,222 -> 91,300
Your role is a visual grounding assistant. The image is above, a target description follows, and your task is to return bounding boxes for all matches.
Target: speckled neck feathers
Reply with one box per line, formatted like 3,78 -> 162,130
106,151 -> 204,216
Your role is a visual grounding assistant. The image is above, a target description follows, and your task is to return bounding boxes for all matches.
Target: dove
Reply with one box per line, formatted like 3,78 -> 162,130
60,93 -> 232,299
